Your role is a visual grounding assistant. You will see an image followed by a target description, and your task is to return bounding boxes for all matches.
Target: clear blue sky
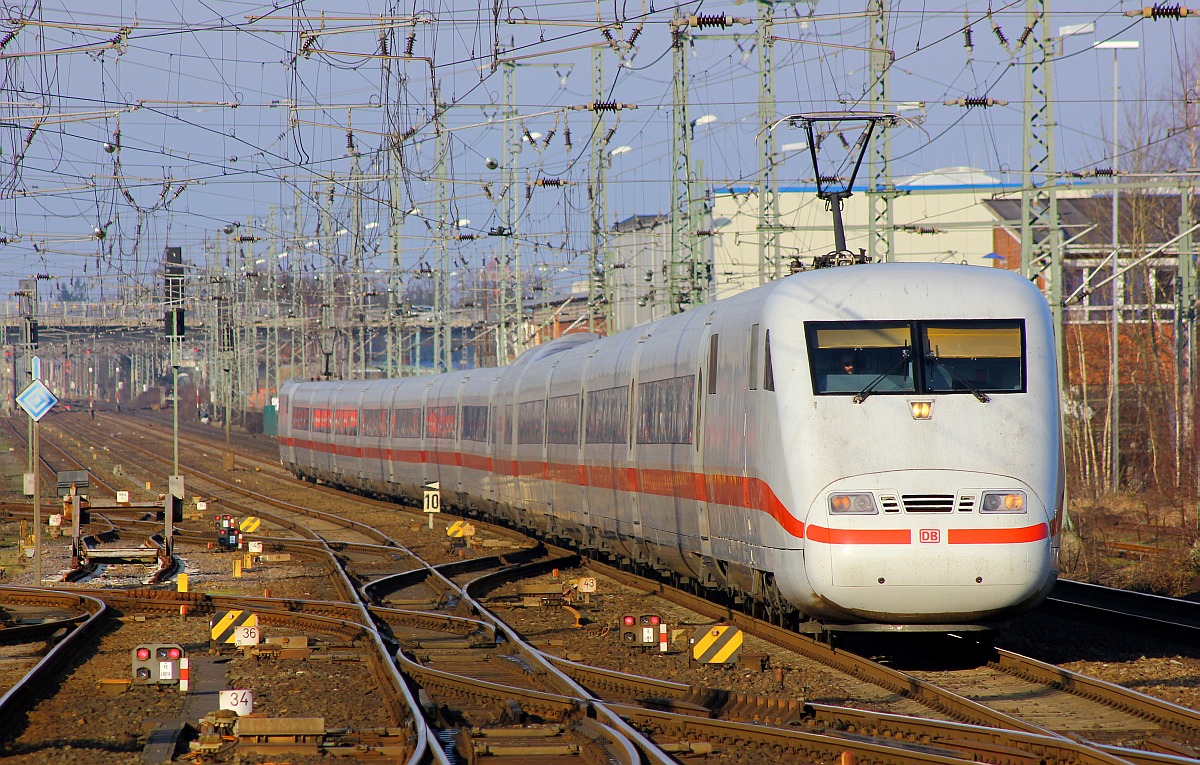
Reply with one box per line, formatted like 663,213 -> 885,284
0,1 -> 1190,303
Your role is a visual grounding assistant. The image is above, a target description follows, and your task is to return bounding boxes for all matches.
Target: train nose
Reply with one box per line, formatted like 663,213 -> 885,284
800,478 -> 1056,623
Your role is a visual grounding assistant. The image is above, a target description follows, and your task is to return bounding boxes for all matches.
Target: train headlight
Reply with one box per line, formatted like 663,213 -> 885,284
829,493 -> 878,515
981,491 -> 1026,513
909,400 -> 933,420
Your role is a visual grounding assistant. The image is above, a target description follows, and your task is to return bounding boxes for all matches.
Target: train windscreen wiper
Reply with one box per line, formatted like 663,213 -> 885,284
852,348 -> 910,404
925,352 -> 991,403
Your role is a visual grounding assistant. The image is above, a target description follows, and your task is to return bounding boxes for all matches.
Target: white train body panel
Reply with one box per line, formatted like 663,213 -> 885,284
279,263 -> 1063,627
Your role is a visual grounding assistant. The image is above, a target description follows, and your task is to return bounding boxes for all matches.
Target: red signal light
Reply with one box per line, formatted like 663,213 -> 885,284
136,647 -> 151,661
622,615 -> 635,626
648,615 -> 661,626
167,647 -> 182,659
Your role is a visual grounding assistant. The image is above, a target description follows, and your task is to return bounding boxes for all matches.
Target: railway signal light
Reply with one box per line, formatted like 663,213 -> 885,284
132,643 -> 184,685
620,614 -> 664,647
214,514 -> 240,550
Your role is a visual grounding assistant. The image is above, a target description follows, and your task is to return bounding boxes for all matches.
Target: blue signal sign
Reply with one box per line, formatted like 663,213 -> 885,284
16,380 -> 57,421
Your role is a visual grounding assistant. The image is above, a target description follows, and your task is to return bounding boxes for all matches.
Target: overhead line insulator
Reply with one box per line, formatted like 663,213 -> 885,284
671,14 -> 752,29
1126,4 -> 1191,17
944,96 -> 1009,108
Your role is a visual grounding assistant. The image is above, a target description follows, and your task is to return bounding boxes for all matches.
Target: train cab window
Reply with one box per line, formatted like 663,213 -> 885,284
807,323 -> 915,395
763,330 -> 775,392
707,335 -> 718,394
920,321 -> 1025,394
748,324 -> 760,390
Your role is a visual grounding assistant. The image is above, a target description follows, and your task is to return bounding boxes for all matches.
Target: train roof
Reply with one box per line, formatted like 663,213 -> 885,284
761,261 -> 1048,322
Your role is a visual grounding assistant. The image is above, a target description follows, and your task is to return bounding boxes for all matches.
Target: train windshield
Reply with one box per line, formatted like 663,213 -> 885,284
807,319 -> 1026,396
921,321 -> 1025,393
807,323 -> 915,394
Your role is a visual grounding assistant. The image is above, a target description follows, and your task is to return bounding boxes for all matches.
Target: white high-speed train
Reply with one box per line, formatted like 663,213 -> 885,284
279,262 -> 1063,631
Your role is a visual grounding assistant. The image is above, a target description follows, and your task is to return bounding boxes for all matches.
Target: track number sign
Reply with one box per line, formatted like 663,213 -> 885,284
219,689 -> 254,715
234,626 -> 261,646
423,481 -> 440,513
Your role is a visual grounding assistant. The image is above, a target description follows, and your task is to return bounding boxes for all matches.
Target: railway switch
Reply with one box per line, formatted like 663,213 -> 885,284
132,643 -> 184,685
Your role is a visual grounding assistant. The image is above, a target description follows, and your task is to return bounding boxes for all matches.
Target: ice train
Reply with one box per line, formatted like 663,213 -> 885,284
278,261 -> 1064,631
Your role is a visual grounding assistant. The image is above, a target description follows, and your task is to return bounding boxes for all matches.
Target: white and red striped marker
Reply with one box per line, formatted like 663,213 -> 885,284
659,623 -> 668,652
179,657 -> 189,693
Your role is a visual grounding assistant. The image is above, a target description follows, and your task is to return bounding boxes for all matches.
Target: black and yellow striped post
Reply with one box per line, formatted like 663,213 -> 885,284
210,610 -> 259,648
691,624 -> 743,664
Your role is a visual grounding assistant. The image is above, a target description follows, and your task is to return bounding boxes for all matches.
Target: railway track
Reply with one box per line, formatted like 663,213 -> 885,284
1049,578 -> 1200,641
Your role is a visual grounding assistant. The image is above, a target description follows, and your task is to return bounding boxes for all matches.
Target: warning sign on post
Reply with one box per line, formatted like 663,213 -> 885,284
692,624 -> 743,664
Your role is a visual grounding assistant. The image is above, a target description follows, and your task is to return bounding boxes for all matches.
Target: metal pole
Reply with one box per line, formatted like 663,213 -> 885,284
32,416 -> 40,584
1110,47 -> 1121,492
225,367 -> 233,468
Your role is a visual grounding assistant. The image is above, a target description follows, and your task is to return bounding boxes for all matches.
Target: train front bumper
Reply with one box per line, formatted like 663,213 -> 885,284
793,474 -> 1057,624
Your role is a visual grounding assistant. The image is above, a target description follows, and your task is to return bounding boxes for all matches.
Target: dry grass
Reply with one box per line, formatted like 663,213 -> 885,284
1061,492 -> 1200,597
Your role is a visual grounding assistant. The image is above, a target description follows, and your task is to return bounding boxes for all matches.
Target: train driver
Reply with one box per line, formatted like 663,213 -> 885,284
839,354 -> 856,374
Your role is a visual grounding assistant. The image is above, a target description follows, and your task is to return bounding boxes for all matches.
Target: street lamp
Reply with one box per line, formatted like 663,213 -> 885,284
1094,39 -> 1139,492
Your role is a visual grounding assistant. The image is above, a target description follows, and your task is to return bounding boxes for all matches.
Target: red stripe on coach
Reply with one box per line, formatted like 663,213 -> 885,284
806,526 -> 911,544
948,524 -> 1048,544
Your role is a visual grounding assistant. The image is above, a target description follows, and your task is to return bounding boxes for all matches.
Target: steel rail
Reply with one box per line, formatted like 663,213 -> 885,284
463,555 -> 1146,765
1050,579 -> 1200,641
543,652 -> 1189,765
582,554 -> 1197,765
0,588 -> 108,730
991,649 -> 1200,736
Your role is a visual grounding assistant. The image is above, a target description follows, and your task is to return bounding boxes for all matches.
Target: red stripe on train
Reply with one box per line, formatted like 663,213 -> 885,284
947,524 -> 1048,544
806,526 -> 910,544
279,437 -> 804,537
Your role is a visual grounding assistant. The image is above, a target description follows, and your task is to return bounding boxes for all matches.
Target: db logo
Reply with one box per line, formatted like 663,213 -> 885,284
919,529 -> 941,543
